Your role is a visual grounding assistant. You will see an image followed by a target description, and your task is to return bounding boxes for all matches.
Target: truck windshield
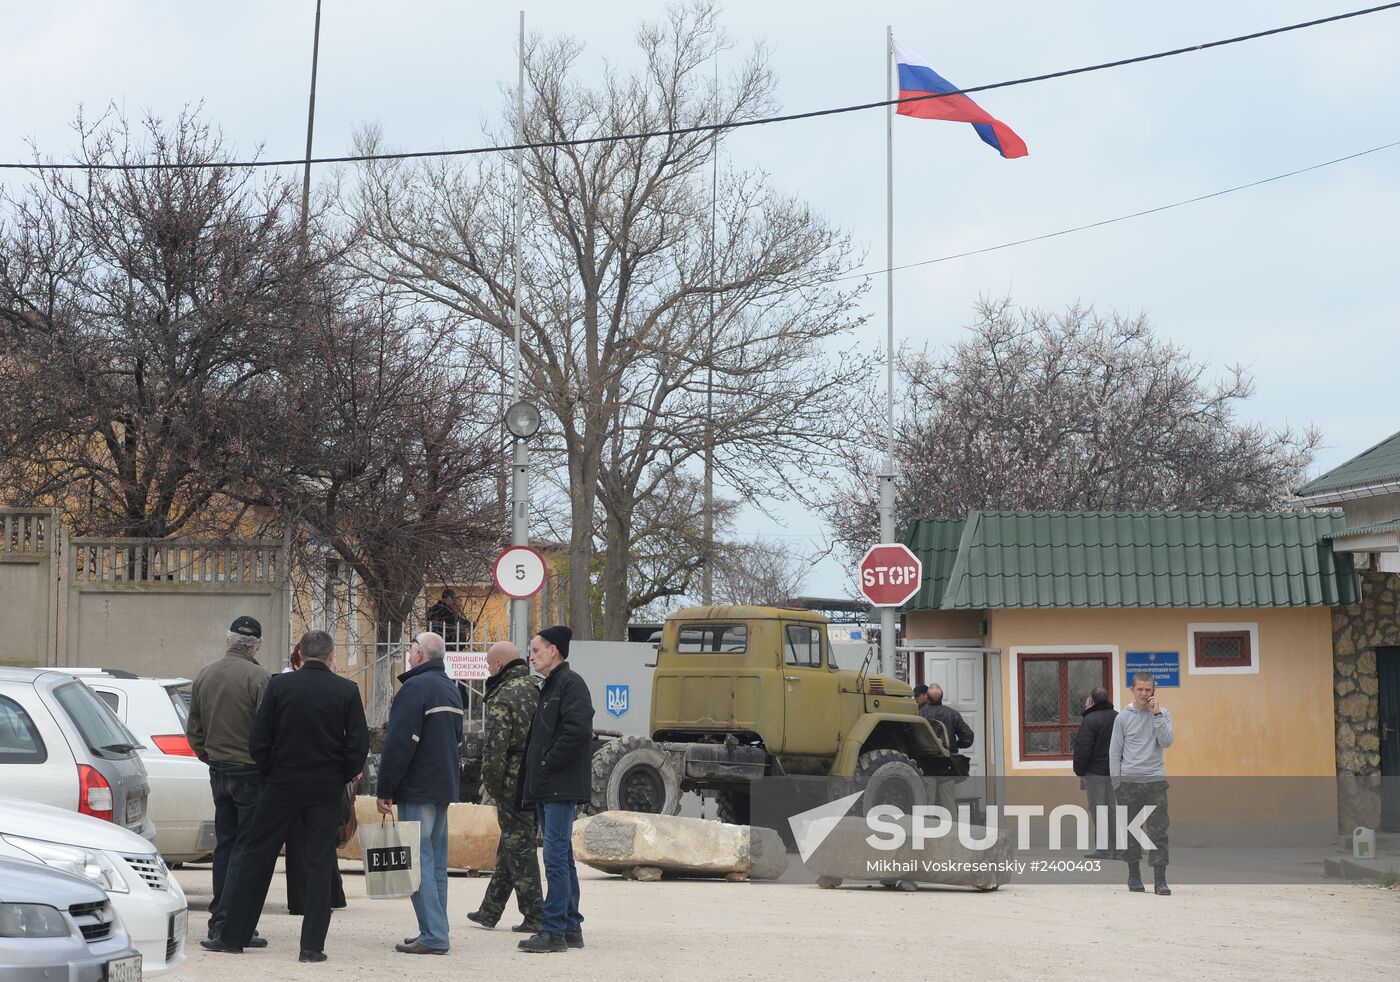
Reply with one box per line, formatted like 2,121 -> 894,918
676,624 -> 747,653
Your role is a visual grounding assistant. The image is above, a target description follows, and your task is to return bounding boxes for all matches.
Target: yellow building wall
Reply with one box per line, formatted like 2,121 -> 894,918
904,610 -> 984,641
986,606 -> 1336,778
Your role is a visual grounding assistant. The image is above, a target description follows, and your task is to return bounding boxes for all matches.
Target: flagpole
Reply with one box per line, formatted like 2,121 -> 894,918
878,25 -> 897,678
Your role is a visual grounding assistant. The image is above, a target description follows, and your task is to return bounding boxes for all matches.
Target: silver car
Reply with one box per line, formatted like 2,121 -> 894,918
0,668 -> 155,842
0,855 -> 142,981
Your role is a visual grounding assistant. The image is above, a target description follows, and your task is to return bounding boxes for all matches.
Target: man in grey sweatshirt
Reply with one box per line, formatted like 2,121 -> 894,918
1109,671 -> 1174,895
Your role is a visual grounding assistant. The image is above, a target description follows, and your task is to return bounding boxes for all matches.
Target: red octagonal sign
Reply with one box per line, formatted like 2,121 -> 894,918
858,543 -> 923,607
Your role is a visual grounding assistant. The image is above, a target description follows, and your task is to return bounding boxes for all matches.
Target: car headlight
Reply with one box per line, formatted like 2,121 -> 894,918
0,903 -> 73,939
1,835 -> 129,894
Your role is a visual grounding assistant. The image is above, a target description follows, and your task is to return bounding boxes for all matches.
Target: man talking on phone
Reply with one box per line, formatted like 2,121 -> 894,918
1109,671 -> 1174,896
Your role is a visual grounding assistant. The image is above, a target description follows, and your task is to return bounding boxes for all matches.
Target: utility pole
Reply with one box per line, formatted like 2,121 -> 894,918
301,0 -> 323,231
701,56 -> 719,606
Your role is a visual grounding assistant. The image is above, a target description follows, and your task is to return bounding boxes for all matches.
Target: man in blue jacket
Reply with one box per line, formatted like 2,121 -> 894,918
376,631 -> 465,954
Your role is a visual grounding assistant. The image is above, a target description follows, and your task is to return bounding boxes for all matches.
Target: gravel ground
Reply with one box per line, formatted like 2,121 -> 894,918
171,859 -> 1399,981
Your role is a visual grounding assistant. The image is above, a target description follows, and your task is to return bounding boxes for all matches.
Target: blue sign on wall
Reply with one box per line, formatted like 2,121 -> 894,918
605,684 -> 630,718
1125,651 -> 1180,687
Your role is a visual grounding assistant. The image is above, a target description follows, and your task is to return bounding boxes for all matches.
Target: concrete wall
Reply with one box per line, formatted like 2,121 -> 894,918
985,606 -> 1336,778
0,511 -> 58,668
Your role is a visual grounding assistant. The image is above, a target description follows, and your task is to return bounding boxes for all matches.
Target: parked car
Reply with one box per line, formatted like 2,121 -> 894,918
51,670 -> 215,863
0,855 -> 142,982
0,668 -> 155,843
0,796 -> 187,976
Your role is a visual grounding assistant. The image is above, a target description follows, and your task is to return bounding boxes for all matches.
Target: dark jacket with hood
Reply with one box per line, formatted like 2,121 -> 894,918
518,661 -> 595,807
1073,700 -> 1118,777
377,658 -> 465,805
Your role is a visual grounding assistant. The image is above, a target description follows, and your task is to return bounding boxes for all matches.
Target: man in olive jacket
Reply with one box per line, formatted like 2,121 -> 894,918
187,615 -> 271,946
517,626 -> 594,954
469,641 -> 543,933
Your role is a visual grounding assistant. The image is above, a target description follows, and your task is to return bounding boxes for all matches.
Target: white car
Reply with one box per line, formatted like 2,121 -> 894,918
53,670 -> 216,863
0,795 -> 188,976
0,668 -> 155,843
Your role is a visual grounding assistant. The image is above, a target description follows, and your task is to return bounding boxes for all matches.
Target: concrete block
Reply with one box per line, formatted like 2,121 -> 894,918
338,797 -> 500,873
574,811 -> 788,881
801,815 -> 1016,891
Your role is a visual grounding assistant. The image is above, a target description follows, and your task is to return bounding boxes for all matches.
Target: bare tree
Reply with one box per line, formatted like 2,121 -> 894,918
352,1 -> 866,637
713,538 -> 810,607
246,289 -> 505,646
827,298 -> 1322,556
0,109 -> 322,536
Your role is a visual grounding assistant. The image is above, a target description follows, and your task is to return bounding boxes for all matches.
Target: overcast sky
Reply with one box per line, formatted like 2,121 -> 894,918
4,1 -> 1397,599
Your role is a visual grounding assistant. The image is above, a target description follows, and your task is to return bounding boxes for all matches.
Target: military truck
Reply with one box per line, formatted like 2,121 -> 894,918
589,604 -> 967,823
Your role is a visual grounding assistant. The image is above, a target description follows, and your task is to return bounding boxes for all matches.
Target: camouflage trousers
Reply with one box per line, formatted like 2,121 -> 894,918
477,803 -> 544,928
1117,780 -> 1170,868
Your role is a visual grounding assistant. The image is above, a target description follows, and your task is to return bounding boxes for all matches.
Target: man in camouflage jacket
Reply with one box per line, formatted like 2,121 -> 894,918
468,641 -> 544,931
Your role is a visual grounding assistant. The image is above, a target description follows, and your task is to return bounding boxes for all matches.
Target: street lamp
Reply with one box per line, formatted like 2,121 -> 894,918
504,399 -> 539,654
504,400 -> 541,441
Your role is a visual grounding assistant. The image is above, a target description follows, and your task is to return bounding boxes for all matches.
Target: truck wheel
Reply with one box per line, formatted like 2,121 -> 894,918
590,736 -> 681,816
853,749 -> 927,815
715,790 -> 751,826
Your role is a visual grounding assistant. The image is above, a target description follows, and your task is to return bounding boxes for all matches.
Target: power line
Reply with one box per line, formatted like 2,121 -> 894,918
831,138 -> 1400,281
3,2 -> 1397,172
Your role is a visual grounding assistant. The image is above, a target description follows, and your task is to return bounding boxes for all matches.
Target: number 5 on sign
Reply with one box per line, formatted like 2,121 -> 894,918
495,546 -> 547,599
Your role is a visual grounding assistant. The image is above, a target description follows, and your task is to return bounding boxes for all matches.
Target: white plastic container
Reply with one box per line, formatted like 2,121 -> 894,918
1353,826 -> 1376,859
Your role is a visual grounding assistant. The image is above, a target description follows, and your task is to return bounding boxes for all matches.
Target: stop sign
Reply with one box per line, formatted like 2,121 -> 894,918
858,543 -> 923,607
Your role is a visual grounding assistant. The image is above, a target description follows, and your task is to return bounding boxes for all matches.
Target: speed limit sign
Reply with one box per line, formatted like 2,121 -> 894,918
494,546 -> 547,599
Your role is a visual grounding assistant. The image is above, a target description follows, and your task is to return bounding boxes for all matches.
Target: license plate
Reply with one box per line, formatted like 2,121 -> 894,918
196,822 -> 216,851
125,793 -> 145,825
106,954 -> 141,982
171,908 -> 188,941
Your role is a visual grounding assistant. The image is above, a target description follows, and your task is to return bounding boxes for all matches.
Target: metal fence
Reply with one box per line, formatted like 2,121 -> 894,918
338,638 -> 496,731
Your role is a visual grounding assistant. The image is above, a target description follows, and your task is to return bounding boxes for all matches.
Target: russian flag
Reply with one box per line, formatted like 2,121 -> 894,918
894,40 -> 1027,159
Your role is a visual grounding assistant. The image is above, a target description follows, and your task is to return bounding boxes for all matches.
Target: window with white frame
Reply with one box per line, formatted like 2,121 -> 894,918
1187,622 -> 1260,674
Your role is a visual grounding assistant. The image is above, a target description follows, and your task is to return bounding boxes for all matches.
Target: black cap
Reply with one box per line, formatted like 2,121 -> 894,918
537,625 -> 572,659
230,616 -> 262,639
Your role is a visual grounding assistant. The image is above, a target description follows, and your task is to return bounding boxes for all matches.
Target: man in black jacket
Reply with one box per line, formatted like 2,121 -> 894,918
517,625 -> 594,954
376,631 -> 464,956
202,630 -> 370,963
1073,687 -> 1119,859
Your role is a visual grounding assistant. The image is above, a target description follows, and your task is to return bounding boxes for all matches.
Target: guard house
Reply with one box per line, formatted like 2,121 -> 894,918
900,511 -> 1357,827
1296,429 -> 1400,831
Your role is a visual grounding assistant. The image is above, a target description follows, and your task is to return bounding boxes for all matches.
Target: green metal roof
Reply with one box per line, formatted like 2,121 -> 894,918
904,510 -> 1357,611
1296,430 -> 1400,498
902,518 -> 966,610
1325,518 -> 1400,539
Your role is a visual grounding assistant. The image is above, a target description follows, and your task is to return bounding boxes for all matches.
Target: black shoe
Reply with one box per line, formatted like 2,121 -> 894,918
511,922 -> 538,933
245,933 -> 268,949
298,950 -> 327,963
200,938 -> 243,955
565,930 -> 584,949
518,932 -> 567,953
467,910 -> 497,929
1127,861 -> 1145,893
1153,867 -> 1172,896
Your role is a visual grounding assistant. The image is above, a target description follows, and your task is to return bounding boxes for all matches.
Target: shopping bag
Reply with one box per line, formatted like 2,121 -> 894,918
358,817 -> 421,899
